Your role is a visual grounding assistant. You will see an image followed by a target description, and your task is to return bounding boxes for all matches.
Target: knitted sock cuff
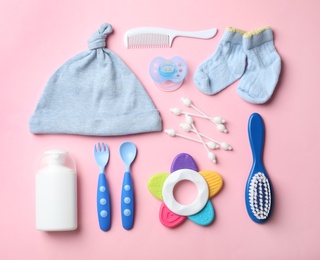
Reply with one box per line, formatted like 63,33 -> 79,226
243,26 -> 273,50
223,27 -> 246,44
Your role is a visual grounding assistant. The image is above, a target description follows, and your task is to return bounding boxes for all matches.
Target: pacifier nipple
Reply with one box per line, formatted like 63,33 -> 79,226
149,56 -> 188,91
88,23 -> 113,50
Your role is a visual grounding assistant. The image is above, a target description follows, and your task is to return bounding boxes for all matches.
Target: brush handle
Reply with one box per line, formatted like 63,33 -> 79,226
248,113 -> 264,167
121,172 -> 134,230
97,173 -> 111,231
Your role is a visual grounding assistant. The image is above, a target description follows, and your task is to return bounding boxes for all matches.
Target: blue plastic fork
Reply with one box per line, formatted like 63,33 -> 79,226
94,142 -> 111,231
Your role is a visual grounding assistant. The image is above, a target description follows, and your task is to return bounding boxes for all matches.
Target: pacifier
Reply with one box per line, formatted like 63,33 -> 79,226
149,56 -> 188,91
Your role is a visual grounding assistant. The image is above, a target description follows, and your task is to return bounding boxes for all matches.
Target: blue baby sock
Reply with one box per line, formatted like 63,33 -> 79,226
193,27 -> 247,95
237,27 -> 281,104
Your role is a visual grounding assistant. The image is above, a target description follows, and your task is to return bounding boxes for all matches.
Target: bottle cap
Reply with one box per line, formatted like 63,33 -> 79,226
39,150 -> 76,172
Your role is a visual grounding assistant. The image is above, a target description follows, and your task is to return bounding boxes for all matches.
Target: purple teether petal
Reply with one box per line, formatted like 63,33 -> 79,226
170,153 -> 198,173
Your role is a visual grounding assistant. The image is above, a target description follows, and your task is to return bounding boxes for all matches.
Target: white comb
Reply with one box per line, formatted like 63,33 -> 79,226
124,27 -> 218,48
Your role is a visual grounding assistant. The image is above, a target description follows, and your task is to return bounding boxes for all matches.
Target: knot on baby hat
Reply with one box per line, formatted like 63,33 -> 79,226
29,23 -> 162,136
87,23 -> 112,49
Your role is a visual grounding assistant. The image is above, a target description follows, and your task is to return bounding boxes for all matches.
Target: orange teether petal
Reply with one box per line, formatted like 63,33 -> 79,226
199,170 -> 223,198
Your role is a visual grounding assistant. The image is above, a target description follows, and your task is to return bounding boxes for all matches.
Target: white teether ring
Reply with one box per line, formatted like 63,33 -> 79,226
162,169 -> 209,216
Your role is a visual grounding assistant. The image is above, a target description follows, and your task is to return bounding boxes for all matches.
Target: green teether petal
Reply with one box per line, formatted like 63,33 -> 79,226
188,200 -> 214,226
148,173 -> 170,200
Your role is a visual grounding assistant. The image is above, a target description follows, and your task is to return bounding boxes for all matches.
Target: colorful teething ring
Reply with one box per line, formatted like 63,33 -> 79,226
148,153 -> 223,228
162,169 -> 208,216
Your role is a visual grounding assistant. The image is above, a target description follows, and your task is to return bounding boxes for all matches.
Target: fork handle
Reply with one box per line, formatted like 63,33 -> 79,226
121,172 -> 134,230
97,173 -> 111,231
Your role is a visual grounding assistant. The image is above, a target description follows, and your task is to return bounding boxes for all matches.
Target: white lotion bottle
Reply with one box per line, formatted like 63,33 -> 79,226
36,150 -> 77,231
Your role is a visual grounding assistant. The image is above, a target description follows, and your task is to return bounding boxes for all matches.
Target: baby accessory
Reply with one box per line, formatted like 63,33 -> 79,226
124,27 -> 218,48
166,98 -> 232,163
245,113 -> 273,223
237,27 -> 281,104
193,27 -> 247,95
94,143 -> 111,231
29,23 -> 162,136
185,115 -> 217,163
148,153 -> 223,228
36,150 -> 77,231
194,26 -> 281,104
119,142 -> 137,230
179,123 -> 232,150
165,129 -> 220,149
180,97 -> 228,133
149,56 -> 188,91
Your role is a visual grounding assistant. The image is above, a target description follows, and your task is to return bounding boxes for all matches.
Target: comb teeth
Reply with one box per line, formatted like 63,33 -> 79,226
127,33 -> 170,48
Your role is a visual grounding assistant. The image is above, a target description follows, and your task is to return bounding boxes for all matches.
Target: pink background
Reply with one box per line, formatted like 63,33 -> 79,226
1,0 -> 319,259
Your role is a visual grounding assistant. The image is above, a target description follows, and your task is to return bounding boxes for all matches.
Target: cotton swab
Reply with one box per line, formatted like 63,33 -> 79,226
165,129 -> 218,149
185,114 -> 217,163
180,124 -> 233,151
166,98 -> 233,163
170,108 -> 224,123
181,97 -> 225,122
179,98 -> 228,133
181,97 -> 208,117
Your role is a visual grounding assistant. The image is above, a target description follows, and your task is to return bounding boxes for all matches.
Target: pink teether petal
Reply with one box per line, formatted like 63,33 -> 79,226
159,202 -> 186,228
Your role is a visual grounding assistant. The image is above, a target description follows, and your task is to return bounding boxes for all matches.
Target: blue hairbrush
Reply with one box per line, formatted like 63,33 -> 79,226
245,113 -> 273,223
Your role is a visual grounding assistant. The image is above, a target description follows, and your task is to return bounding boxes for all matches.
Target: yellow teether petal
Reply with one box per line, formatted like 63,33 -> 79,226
199,170 -> 223,198
148,173 -> 170,200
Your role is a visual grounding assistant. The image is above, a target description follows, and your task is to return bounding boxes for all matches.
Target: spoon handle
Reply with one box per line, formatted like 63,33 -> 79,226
248,113 -> 264,164
121,171 -> 134,230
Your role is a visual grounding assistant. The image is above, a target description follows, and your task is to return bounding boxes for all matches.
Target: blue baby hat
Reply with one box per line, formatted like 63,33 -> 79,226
29,23 -> 162,136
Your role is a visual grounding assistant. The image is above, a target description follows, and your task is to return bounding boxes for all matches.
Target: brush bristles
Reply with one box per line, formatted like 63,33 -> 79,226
127,33 -> 170,48
248,172 -> 271,220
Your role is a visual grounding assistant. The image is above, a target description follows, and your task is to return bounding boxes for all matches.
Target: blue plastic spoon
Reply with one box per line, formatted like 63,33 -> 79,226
119,142 -> 137,230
